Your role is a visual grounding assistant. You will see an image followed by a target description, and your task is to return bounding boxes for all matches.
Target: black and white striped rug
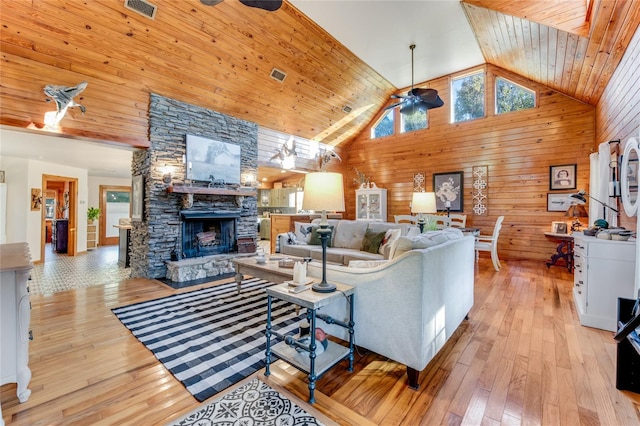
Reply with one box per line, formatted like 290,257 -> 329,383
112,278 -> 304,402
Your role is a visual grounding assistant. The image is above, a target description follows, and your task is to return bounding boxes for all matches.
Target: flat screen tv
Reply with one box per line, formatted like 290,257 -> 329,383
185,134 -> 241,184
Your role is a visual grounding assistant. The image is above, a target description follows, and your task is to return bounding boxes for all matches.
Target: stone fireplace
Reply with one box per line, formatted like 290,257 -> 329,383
129,94 -> 259,280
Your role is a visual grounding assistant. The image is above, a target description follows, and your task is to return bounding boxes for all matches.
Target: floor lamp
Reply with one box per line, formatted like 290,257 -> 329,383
411,192 -> 437,233
302,172 -> 345,293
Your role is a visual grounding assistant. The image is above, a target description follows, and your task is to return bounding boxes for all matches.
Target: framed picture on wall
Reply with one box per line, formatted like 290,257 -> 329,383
547,193 -> 571,212
433,171 -> 463,212
131,175 -> 144,222
549,164 -> 576,190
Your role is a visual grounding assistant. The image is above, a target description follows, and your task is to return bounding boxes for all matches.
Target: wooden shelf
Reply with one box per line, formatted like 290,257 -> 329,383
167,185 -> 256,197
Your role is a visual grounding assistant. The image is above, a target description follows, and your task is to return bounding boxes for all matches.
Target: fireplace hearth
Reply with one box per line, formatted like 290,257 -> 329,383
180,210 -> 240,258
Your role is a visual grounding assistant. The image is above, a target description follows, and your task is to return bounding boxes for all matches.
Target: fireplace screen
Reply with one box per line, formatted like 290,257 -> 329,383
180,211 -> 239,258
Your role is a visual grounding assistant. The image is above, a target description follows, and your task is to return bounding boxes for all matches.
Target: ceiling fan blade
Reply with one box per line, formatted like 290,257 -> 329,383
410,88 -> 439,100
391,94 -> 410,99
239,0 -> 282,11
385,101 -> 406,110
200,0 -> 224,5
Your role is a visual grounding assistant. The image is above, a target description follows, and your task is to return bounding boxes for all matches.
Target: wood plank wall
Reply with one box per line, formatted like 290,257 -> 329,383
596,26 -> 640,231
344,64 -> 595,263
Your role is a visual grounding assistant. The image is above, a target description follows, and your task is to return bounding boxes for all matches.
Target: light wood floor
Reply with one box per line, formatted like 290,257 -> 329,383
2,258 -> 639,425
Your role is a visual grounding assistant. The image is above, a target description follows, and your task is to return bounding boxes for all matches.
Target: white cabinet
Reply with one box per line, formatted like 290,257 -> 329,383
0,243 -> 33,426
573,233 -> 636,331
355,185 -> 387,221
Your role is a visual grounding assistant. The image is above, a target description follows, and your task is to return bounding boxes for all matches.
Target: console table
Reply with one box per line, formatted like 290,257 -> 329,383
264,281 -> 354,404
544,232 -> 574,271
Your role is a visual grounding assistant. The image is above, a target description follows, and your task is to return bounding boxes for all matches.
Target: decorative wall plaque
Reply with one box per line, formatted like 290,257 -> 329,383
413,172 -> 425,192
472,166 -> 488,215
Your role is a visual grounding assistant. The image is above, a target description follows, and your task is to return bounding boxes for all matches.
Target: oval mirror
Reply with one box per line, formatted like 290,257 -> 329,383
621,137 -> 639,217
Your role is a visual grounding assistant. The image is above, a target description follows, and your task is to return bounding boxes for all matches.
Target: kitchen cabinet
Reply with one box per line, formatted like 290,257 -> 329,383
356,186 -> 387,221
573,232 -> 636,331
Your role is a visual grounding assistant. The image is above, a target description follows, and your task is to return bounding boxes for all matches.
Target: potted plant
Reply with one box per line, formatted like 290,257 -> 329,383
87,207 -> 101,223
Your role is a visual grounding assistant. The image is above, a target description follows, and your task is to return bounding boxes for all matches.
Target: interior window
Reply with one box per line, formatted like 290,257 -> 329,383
495,77 -> 536,114
451,71 -> 485,123
371,109 -> 394,139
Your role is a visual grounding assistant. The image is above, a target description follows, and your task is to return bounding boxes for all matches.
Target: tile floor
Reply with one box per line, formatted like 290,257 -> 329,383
29,240 -> 271,296
30,244 -> 131,296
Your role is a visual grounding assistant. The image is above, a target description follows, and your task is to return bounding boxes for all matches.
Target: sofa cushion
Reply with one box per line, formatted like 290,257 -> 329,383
361,229 -> 386,253
343,250 -> 384,264
333,220 -> 370,249
308,225 -> 334,246
348,259 -> 388,268
294,222 -> 314,243
282,244 -> 313,258
378,228 -> 401,256
393,228 -> 465,258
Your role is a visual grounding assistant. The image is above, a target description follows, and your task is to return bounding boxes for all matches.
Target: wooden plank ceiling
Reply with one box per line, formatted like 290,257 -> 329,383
0,0 -> 638,152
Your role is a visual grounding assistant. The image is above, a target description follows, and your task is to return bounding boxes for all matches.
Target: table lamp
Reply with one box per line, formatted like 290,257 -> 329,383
565,202 -> 588,231
411,192 -> 437,233
302,172 -> 345,293
568,189 -> 618,219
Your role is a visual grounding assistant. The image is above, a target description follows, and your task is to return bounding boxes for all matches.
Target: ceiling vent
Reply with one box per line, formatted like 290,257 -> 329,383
342,105 -> 353,114
124,0 -> 157,19
270,68 -> 287,83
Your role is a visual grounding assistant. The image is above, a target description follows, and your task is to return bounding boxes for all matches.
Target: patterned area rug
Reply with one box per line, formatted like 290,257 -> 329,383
166,378 -> 326,426
112,278 -> 304,401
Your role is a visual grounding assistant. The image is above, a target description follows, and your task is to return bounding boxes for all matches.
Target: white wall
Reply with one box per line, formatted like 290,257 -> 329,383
5,156 -> 89,262
88,176 -> 131,241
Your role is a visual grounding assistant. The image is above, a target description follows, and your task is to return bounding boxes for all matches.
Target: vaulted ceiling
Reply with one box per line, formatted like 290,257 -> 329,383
0,0 -> 638,156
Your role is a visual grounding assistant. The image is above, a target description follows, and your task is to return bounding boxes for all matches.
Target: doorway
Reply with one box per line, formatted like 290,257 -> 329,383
99,185 -> 131,246
41,174 -> 78,262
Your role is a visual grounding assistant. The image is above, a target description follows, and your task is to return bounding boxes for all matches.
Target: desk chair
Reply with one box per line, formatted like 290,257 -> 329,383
475,215 -> 505,271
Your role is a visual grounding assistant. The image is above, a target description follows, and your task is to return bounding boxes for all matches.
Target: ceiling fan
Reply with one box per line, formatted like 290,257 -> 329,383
200,0 -> 282,12
385,44 -> 444,114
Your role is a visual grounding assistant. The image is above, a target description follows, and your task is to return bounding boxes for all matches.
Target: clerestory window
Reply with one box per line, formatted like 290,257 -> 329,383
495,77 -> 536,114
371,109 -> 394,139
451,71 -> 485,123
400,107 -> 427,133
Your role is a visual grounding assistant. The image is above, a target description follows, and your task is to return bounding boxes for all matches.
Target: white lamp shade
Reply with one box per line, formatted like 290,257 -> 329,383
302,172 -> 345,212
411,192 -> 437,214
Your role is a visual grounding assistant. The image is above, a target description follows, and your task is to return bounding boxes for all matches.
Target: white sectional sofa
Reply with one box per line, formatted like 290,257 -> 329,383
278,219 -> 419,265
306,230 -> 475,389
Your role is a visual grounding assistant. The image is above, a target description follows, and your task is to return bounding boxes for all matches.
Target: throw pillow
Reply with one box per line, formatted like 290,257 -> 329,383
360,229 -> 386,254
294,222 -> 314,243
309,225 -> 334,246
378,228 -> 402,256
286,231 -> 297,245
393,228 -> 464,258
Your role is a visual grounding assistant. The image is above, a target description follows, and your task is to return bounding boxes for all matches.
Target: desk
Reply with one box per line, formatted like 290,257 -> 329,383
544,232 -> 573,271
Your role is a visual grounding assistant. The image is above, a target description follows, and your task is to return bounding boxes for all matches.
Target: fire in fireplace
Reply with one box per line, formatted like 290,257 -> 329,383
180,210 -> 239,258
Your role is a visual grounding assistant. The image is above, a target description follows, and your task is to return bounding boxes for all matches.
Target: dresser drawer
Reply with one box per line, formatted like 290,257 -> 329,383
587,240 -> 635,261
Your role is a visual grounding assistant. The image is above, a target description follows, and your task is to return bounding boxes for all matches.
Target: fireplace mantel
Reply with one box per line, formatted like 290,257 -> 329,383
167,185 -> 257,197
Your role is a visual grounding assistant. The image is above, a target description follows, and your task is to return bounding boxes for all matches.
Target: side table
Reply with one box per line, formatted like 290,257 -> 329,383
544,232 -> 574,271
264,281 -> 355,403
